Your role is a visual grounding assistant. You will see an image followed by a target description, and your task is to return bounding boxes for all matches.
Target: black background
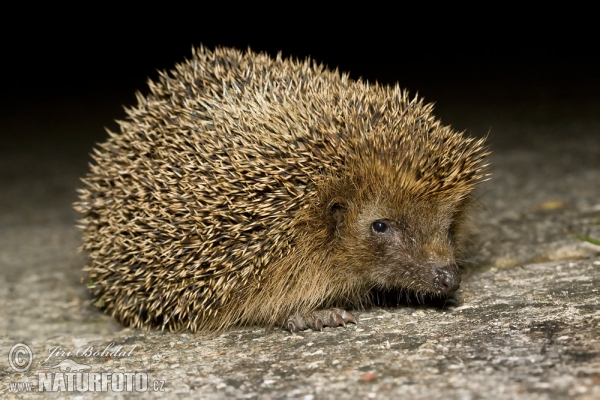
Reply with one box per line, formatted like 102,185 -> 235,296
2,11 -> 597,144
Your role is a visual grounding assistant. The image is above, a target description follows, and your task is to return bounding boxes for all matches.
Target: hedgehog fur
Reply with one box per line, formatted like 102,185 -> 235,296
75,46 -> 489,332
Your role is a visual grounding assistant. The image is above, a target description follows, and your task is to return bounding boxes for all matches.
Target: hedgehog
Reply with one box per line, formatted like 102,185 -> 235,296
75,45 -> 489,332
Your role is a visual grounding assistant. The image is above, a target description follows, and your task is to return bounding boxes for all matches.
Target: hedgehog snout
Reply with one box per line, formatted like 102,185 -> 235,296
432,265 -> 461,295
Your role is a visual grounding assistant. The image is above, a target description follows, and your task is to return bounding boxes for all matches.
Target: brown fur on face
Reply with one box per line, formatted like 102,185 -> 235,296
75,46 -> 489,331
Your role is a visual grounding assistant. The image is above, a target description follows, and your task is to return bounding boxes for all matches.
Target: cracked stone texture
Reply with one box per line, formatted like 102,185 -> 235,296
1,58 -> 599,399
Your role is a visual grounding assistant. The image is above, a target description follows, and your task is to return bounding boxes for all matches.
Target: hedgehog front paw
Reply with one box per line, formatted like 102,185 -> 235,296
286,308 -> 357,332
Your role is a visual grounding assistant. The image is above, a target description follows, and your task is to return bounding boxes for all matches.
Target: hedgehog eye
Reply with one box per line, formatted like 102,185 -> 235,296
371,220 -> 389,234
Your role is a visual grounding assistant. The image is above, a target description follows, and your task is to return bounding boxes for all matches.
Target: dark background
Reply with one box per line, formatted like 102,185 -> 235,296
2,14 -> 598,151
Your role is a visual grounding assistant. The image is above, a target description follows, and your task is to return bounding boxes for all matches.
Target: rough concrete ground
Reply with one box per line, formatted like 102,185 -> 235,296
0,76 -> 599,399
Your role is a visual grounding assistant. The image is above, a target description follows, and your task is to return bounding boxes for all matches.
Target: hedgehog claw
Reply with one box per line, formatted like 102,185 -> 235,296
287,321 -> 297,333
286,308 -> 357,332
315,319 -> 323,332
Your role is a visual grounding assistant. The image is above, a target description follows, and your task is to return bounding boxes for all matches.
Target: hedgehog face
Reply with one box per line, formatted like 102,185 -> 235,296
359,201 -> 462,296
364,198 -> 462,296
323,181 -> 465,297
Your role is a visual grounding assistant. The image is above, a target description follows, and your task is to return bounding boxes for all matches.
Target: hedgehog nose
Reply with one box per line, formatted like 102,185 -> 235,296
433,266 -> 461,295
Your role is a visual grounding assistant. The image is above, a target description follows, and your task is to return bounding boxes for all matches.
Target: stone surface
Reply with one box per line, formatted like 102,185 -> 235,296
1,67 -> 599,399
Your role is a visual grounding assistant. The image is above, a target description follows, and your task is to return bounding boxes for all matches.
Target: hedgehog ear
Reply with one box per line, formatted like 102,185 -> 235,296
327,198 -> 346,227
